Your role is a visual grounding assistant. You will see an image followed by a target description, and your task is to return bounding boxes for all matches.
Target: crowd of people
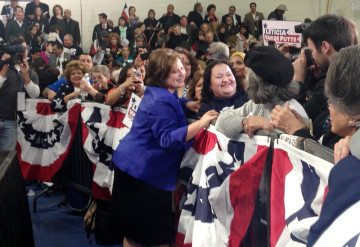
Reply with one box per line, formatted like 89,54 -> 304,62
0,0 -> 360,246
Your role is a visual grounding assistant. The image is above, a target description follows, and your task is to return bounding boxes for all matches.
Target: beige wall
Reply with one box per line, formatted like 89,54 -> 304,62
3,0 -> 359,50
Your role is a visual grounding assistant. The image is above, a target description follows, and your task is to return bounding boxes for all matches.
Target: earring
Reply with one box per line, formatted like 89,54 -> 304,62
348,120 -> 360,128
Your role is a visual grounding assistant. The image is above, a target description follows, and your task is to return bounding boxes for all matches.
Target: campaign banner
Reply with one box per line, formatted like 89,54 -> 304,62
123,92 -> 142,129
262,20 -> 302,47
176,126 -> 271,247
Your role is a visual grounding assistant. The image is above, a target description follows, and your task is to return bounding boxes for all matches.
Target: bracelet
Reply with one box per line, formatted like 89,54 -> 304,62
119,87 -> 126,99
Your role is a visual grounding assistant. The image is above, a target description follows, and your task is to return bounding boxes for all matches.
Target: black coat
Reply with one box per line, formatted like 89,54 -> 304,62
25,2 -> 50,20
159,13 -> 180,32
187,10 -> 204,28
221,14 -> 241,25
112,26 -> 133,42
58,19 -> 81,46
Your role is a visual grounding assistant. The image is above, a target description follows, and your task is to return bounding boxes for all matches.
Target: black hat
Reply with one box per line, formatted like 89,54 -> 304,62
244,46 -> 294,87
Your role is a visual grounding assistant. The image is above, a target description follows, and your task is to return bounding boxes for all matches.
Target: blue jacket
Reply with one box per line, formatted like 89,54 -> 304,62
112,86 -> 192,191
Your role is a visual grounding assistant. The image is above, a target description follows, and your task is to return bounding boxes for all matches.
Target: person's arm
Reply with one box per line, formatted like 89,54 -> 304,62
106,82 -> 130,105
79,79 -> 105,102
302,79 -> 327,121
148,98 -> 218,151
21,61 -> 40,98
292,49 -> 307,82
92,26 -> 97,41
186,110 -> 218,141
105,75 -> 140,105
63,91 -> 80,103
0,53 -> 10,89
43,4 -> 50,20
42,87 -> 56,100
215,101 -> 252,138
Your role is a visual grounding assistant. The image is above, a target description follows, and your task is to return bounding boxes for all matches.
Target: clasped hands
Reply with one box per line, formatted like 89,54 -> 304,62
242,103 -> 308,138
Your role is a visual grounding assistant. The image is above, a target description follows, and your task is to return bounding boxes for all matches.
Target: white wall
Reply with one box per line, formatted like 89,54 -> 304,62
4,0 -> 360,51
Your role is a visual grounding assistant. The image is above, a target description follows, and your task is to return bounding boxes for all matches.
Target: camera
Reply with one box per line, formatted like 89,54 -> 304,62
290,48 -> 314,66
140,50 -> 151,61
294,18 -> 312,34
0,42 -> 26,69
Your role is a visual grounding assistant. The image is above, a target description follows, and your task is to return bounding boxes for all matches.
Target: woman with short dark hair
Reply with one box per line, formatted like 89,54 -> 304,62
111,49 -> 218,247
113,16 -> 132,44
198,59 -> 247,117
205,4 -> 218,24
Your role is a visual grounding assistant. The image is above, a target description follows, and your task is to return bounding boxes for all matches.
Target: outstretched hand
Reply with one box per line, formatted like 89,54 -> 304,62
200,110 -> 219,128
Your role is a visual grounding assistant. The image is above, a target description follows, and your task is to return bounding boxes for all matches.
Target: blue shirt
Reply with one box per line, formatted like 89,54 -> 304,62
112,86 -> 192,191
48,77 -> 67,92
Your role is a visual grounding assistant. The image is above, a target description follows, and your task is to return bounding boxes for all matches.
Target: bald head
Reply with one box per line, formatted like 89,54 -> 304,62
64,9 -> 71,20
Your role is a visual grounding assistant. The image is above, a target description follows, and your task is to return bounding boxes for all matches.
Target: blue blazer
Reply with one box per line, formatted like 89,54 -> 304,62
112,86 -> 192,191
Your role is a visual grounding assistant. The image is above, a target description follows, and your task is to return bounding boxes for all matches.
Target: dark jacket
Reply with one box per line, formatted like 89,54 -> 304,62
1,4 -> 16,19
49,16 -> 62,27
167,33 -> 189,49
25,1 -> 50,20
0,67 -> 39,120
0,21 -> 4,41
31,17 -> 49,33
58,18 -> 81,46
221,14 -> 241,26
92,23 -> 113,49
267,10 -> 284,20
197,90 -> 248,117
5,19 -> 29,42
297,72 -> 327,123
294,72 -> 341,148
159,13 -> 181,32
187,10 -> 204,28
112,26 -> 133,43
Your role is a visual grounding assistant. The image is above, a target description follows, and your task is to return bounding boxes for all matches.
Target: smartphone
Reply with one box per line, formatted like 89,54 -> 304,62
134,70 -> 141,78
140,51 -> 151,61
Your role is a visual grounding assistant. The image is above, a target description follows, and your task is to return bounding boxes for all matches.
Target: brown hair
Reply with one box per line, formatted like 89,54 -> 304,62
64,60 -> 86,83
107,32 -> 121,47
187,70 -> 204,100
52,4 -> 63,16
145,49 -> 180,88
